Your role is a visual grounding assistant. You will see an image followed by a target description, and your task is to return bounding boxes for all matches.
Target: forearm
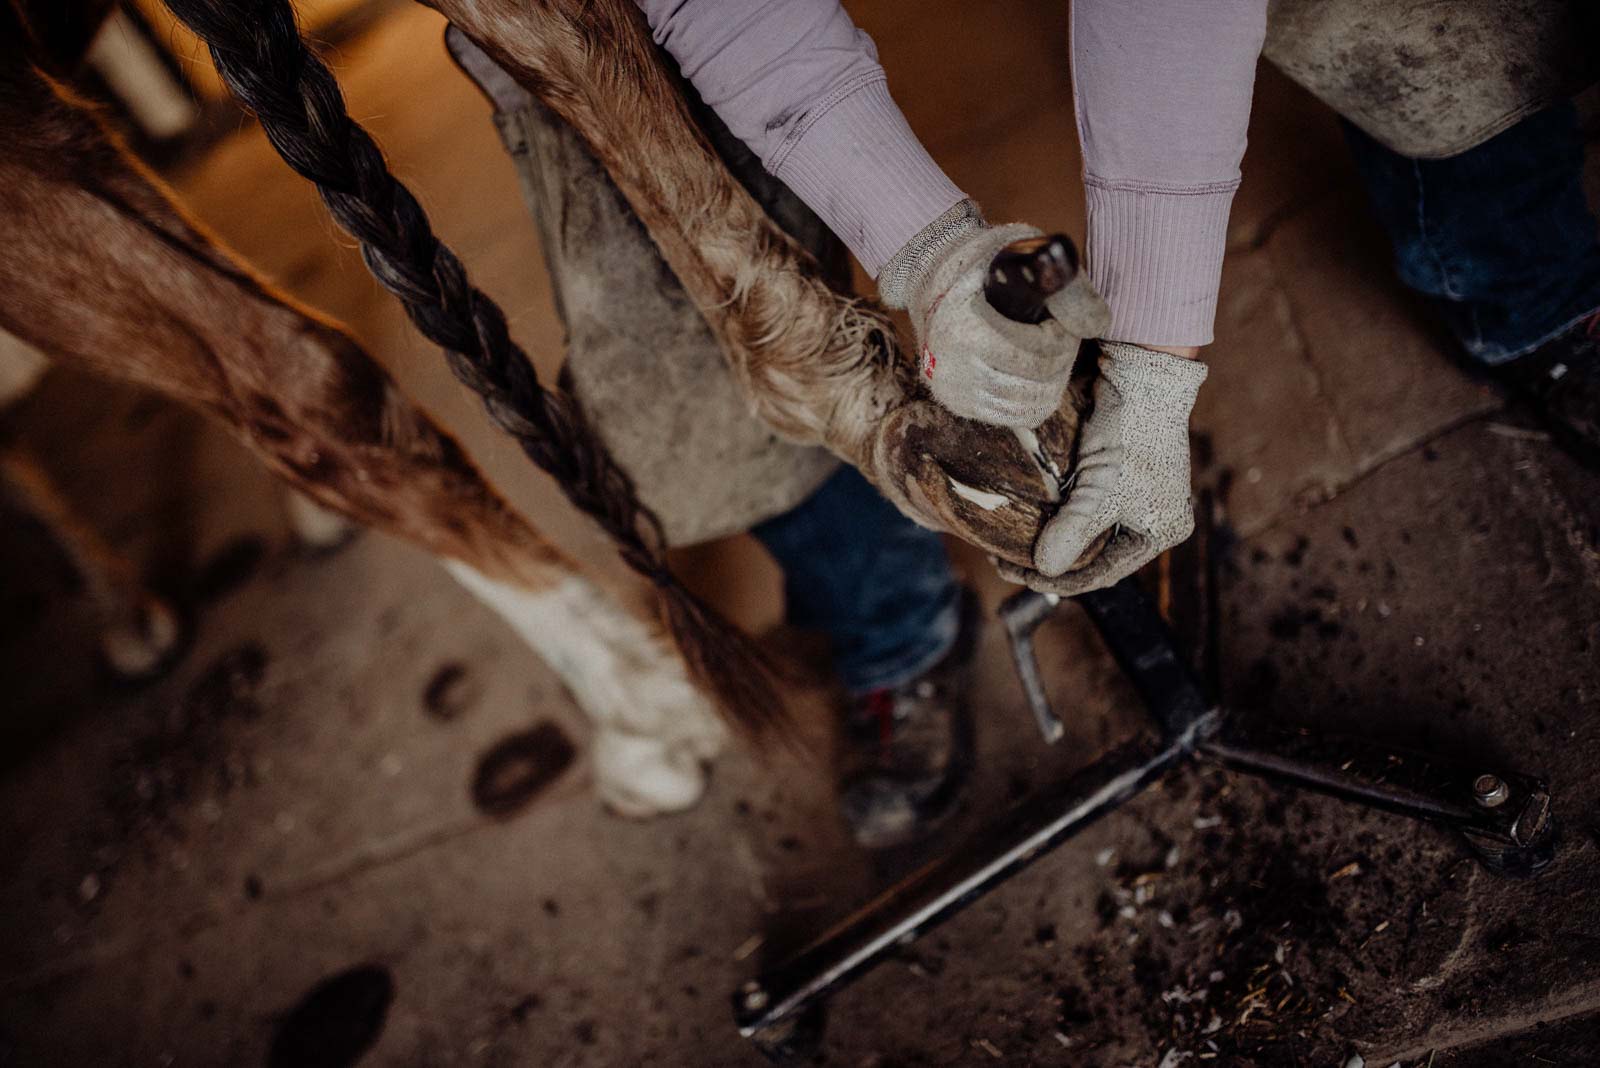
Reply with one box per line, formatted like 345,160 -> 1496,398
1072,0 -> 1269,348
632,0 -> 965,276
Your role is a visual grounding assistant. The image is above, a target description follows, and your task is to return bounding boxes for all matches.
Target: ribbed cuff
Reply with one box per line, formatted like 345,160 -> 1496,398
771,75 -> 967,278
876,199 -> 985,309
1083,178 -> 1237,347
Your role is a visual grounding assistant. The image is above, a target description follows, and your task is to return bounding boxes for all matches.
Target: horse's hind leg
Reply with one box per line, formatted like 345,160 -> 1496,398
1,329 -> 183,679
0,52 -> 722,812
0,429 -> 184,680
444,563 -> 726,816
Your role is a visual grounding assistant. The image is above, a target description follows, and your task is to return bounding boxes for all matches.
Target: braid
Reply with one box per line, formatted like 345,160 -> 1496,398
160,0 -> 785,735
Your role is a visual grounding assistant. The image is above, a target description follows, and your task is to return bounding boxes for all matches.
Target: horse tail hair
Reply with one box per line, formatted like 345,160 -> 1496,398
158,0 -> 787,738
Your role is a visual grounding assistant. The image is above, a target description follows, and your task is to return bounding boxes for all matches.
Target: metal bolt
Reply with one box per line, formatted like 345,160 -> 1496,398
740,981 -> 769,1012
1472,774 -> 1510,808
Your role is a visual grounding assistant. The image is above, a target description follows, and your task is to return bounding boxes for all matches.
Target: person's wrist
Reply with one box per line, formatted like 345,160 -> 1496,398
1099,341 -> 1209,402
877,199 -> 986,309
1149,344 -> 1201,360
1125,342 -> 1201,360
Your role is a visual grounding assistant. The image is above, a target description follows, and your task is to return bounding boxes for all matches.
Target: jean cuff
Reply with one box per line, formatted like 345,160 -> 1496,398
838,595 -> 962,696
1466,303 -> 1600,366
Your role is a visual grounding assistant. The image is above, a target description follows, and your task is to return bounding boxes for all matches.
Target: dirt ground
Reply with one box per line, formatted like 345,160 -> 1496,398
3,2 -> 1600,1065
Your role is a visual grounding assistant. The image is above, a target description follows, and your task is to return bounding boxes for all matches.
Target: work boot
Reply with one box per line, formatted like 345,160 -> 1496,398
1495,311 -> 1600,468
837,594 -> 977,850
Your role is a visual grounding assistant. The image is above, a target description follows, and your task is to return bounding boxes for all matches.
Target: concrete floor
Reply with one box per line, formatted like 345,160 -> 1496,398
4,3 -> 1600,1065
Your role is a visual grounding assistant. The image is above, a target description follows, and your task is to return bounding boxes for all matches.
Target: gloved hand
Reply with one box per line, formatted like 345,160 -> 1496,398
998,341 -> 1208,594
878,200 -> 1109,429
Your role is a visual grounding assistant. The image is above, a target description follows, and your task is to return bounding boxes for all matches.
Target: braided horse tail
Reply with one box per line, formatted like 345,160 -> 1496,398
158,0 -> 786,736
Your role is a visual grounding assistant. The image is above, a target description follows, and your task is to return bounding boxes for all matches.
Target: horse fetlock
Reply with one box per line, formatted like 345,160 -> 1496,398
443,561 -> 726,808
590,728 -> 709,818
99,591 -> 184,681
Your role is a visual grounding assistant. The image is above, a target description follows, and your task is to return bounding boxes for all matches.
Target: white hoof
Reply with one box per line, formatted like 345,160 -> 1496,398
678,706 -> 730,763
630,667 -> 730,764
100,594 -> 183,680
285,490 -> 358,551
443,562 -> 731,817
591,730 -> 709,818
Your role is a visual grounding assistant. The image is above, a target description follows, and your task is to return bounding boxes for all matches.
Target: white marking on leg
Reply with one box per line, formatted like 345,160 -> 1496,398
590,730 -> 706,819
443,562 -> 726,816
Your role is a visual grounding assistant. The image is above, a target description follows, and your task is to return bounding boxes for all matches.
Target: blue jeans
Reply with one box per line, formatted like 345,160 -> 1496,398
753,465 -> 961,695
1344,101 -> 1600,365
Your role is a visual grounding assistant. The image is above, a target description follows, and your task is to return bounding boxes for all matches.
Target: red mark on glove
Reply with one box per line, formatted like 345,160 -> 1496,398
918,289 -> 950,381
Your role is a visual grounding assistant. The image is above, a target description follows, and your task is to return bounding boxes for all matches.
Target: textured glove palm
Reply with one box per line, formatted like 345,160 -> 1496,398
879,202 -> 1110,429
1001,342 -> 1208,594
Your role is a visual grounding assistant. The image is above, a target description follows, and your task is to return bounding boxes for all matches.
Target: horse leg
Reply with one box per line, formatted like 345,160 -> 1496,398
0,432 -> 183,679
445,563 -> 726,816
0,52 -> 721,812
433,0 -> 1086,564
1,329 -> 183,679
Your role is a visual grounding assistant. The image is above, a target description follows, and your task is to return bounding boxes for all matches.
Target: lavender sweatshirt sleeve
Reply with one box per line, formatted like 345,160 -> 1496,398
635,0 -> 964,276
634,0 -> 1266,346
1073,0 -> 1268,345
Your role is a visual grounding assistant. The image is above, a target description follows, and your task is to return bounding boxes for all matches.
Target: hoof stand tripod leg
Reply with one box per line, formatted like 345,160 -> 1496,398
732,230 -> 1548,1055
736,231 -> 1557,1057
737,576 -> 1558,1057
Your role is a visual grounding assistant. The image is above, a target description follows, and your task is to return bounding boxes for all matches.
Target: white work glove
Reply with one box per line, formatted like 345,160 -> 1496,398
879,200 -> 1109,429
1001,342 -> 1208,594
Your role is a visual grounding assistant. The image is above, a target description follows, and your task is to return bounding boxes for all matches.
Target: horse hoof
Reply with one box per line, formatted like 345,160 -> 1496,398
100,593 -> 185,681
591,730 -> 708,818
285,490 -> 359,553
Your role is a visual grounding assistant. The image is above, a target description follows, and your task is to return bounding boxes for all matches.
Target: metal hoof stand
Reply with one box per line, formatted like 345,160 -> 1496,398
733,576 -> 1558,1059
